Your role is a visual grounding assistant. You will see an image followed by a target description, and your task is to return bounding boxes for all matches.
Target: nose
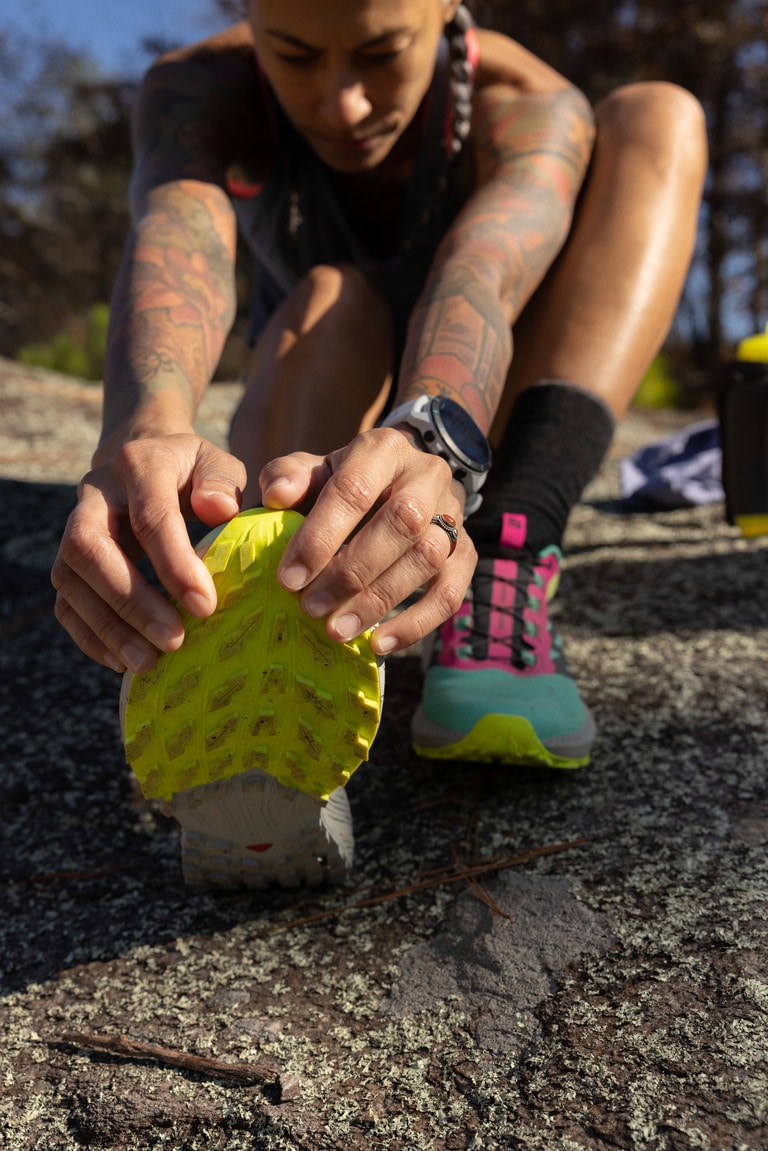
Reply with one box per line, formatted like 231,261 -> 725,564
317,70 -> 372,129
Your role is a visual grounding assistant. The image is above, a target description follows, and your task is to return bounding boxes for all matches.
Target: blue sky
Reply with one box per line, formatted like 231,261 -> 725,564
5,0 -> 232,75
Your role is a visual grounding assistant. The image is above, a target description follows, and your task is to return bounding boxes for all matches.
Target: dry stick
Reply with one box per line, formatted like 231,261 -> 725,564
271,837 -> 587,933
450,839 -> 514,923
58,1031 -> 301,1102
52,840 -> 584,1102
3,865 -> 126,888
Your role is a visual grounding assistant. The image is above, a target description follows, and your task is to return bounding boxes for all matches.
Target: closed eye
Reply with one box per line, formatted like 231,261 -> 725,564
275,53 -> 317,67
362,50 -> 404,63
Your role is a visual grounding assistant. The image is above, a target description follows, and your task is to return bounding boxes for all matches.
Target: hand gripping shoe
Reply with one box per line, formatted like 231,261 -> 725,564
121,508 -> 383,888
411,513 -> 594,767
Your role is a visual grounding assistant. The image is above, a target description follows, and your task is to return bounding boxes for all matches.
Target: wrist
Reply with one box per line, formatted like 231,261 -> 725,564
94,398 -> 197,466
380,394 -> 492,515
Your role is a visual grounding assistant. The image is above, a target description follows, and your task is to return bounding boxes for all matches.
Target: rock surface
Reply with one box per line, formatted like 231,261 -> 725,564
1,356 -> 767,1149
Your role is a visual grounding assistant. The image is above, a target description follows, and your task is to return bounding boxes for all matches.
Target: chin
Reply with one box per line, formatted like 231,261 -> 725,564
306,130 -> 400,174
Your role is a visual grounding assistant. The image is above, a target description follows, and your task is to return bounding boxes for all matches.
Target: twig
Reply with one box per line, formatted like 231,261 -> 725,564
450,834 -> 513,922
58,1031 -> 300,1102
271,837 -> 587,932
3,865 -> 126,888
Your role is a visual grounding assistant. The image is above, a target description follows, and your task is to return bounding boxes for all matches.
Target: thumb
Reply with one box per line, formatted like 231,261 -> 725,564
259,451 -> 333,511
188,442 -> 248,525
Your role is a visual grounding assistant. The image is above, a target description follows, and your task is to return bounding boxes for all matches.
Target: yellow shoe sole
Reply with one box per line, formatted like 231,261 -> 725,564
412,712 -> 590,769
121,509 -> 383,887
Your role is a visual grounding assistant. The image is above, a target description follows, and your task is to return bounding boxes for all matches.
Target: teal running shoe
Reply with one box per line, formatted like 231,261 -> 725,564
412,513 -> 595,767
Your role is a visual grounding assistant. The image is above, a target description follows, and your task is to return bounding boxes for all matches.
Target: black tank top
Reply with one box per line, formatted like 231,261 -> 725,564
230,34 -> 471,354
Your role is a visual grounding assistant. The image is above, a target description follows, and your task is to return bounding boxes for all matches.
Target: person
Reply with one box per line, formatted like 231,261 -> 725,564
51,0 -> 707,887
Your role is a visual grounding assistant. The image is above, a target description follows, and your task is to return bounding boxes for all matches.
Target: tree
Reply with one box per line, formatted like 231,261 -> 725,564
481,0 -> 768,373
2,2 -> 766,381
0,33 -> 134,359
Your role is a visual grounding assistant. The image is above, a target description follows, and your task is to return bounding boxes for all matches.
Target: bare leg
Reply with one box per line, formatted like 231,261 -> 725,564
229,264 -> 395,505
492,82 -> 708,440
414,84 -> 708,770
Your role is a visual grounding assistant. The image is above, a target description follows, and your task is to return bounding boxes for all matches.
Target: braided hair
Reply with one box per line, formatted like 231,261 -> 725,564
398,4 -> 476,257
446,4 -> 475,157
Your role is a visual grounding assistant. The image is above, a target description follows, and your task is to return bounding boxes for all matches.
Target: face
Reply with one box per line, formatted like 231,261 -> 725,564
248,0 -> 459,173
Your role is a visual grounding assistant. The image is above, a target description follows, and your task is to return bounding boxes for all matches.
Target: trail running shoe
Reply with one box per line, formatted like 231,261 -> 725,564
121,508 -> 383,888
411,512 -> 594,767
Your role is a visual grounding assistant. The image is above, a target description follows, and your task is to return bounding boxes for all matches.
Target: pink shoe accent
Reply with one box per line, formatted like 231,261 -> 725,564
500,513 -> 528,550
432,537 -> 562,678
436,602 -> 473,670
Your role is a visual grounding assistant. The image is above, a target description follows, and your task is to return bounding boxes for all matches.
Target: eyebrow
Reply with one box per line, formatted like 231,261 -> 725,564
264,27 -> 413,51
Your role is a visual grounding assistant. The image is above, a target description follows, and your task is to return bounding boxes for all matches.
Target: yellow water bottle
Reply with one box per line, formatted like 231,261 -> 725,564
719,324 -> 768,537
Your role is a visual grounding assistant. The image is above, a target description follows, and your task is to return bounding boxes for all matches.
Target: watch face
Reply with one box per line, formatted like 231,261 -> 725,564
430,398 -> 492,473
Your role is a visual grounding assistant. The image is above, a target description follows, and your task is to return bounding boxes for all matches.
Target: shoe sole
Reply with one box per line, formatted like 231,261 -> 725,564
172,771 -> 354,888
121,508 -> 382,888
411,708 -> 593,768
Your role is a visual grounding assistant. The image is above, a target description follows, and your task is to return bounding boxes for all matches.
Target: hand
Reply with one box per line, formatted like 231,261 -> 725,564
259,427 -> 477,655
52,434 -> 246,673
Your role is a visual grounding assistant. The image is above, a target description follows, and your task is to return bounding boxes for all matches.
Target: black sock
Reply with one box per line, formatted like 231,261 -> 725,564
469,380 -> 616,556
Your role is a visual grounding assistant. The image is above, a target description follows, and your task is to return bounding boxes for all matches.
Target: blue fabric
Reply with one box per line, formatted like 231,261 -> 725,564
620,418 -> 724,509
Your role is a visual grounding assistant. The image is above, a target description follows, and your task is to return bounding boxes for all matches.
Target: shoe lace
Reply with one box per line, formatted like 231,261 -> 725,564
448,557 -> 561,668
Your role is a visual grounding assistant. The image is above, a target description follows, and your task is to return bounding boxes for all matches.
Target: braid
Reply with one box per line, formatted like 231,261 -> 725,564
399,5 -> 476,257
446,4 -> 475,158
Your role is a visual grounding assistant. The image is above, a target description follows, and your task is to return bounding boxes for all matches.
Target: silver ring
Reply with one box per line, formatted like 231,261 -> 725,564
430,513 -> 459,557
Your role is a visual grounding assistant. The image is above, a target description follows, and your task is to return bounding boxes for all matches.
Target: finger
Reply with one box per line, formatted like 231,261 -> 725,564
312,496 -> 453,638
113,440 -> 218,617
259,452 -> 332,514
188,441 -> 247,525
278,431 -> 450,594
274,434 -> 405,591
325,523 -> 476,649
368,560 -> 471,655
52,535 -> 186,671
54,592 -> 127,673
298,453 -> 459,618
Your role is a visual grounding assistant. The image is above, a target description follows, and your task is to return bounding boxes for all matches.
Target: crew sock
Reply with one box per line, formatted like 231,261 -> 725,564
469,380 -> 616,556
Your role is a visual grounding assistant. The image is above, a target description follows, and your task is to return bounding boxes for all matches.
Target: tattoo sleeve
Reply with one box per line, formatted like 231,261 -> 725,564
398,85 -> 595,430
99,60 -> 244,452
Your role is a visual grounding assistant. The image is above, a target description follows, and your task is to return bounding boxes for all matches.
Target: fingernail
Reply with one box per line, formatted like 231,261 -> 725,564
119,642 -> 153,674
184,590 -> 214,617
372,634 -> 397,655
304,592 -> 334,619
334,613 -> 362,641
281,563 -> 309,591
146,621 -> 181,652
200,491 -> 239,511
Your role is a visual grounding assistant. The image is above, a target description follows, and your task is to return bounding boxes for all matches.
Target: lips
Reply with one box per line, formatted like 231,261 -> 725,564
317,130 -> 383,151
309,118 -> 399,152
327,135 -> 375,149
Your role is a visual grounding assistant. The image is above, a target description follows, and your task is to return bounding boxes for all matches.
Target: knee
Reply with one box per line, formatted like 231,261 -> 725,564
595,82 -> 708,177
298,263 -> 392,333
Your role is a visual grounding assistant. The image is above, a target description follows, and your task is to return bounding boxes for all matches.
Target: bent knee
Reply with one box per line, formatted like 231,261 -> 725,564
595,82 -> 708,172
300,263 -> 392,327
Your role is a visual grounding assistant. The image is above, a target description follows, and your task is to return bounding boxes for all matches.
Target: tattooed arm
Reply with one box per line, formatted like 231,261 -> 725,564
398,82 -> 595,430
96,46 -> 250,459
52,44 -> 259,674
95,181 -> 237,458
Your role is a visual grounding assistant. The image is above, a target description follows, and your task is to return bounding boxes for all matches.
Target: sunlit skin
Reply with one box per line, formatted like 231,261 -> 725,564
51,0 -> 707,677
247,0 -> 454,175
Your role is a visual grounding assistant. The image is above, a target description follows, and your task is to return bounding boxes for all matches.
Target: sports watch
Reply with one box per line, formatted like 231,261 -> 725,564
381,394 -> 492,515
